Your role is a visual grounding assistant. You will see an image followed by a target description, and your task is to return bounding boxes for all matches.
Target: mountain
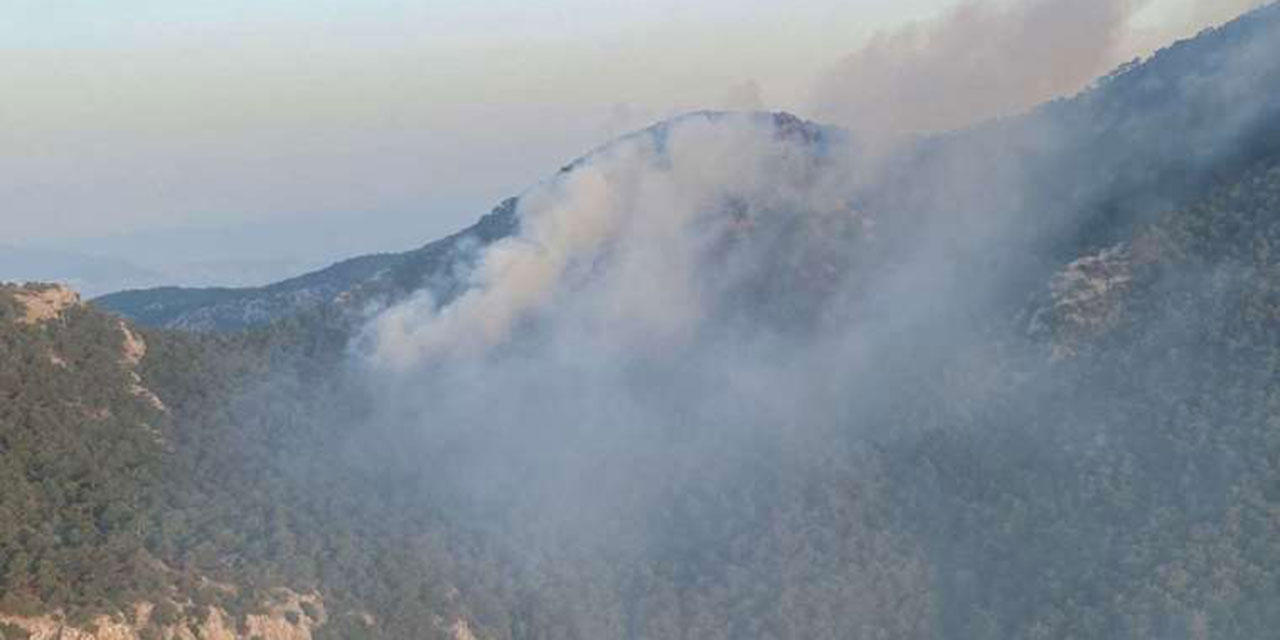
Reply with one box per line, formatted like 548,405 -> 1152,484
92,202 -> 517,331
100,4 -> 1280,333
91,114 -> 813,332
5,5 -> 1280,640
0,246 -> 162,299
0,283 -> 333,639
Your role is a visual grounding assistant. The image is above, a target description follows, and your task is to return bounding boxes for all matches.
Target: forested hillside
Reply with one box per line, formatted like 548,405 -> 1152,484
9,156 -> 1280,639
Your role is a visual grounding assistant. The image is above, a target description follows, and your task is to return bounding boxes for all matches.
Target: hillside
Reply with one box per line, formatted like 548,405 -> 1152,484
0,284 -> 337,638
5,4 -> 1280,639
0,282 -> 485,639
93,201 -> 519,332
13,152 -> 1280,640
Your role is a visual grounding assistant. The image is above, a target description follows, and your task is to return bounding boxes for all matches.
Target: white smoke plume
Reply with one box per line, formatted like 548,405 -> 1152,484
354,113 -> 891,566
353,2 -> 1280,529
719,80 -> 765,111
366,112 -> 863,371
1191,0 -> 1269,28
810,0 -> 1152,136
336,7 -> 1280,632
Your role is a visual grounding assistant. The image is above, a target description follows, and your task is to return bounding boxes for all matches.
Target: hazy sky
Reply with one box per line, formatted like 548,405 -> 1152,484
0,0 -> 1265,282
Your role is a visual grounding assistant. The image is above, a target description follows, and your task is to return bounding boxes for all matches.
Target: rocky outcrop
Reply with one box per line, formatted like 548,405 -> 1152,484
2,284 -> 81,366
116,320 -> 168,413
1030,244 -> 1134,358
244,591 -> 325,640
119,321 -> 147,366
7,283 -> 81,325
449,619 -> 478,640
0,591 -> 323,640
0,613 -> 136,639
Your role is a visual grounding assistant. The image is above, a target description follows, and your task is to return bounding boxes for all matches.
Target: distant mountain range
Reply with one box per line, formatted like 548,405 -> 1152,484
0,243 -> 329,300
0,245 -> 161,298
93,199 -> 519,331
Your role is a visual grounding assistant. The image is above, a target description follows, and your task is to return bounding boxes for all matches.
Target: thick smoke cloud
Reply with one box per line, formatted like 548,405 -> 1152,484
351,113 -> 940,635
811,0 -> 1150,135
1192,0 -> 1268,26
357,109 -> 889,564
353,0 -> 1280,548
336,5 -> 1280,635
719,80 -> 765,111
366,113 -> 863,370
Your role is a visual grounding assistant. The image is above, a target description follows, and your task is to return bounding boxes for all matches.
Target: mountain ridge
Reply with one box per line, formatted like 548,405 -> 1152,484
93,113 -> 834,331
96,3 -> 1280,332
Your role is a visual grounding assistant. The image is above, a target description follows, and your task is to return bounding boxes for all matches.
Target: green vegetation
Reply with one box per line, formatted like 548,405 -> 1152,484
0,291 -> 169,623
0,293 -> 473,636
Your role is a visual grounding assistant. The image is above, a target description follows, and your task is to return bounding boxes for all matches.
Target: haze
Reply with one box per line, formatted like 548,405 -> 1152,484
0,0 -> 1262,291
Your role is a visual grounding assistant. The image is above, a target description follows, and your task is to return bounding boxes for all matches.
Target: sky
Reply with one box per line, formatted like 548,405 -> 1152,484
0,0 -> 1266,288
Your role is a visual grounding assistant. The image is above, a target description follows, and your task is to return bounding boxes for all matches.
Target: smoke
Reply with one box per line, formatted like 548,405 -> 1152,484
332,4 -> 1280,635
1191,0 -> 1269,28
365,112 -> 862,370
353,112 -> 904,613
810,0 -> 1151,136
719,80 -> 764,111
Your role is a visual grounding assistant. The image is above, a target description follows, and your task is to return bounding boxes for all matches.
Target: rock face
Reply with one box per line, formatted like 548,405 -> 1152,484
116,320 -> 169,413
244,591 -> 326,640
6,283 -> 81,324
0,591 -> 324,640
1030,244 -> 1134,358
449,619 -> 478,640
119,321 -> 147,366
